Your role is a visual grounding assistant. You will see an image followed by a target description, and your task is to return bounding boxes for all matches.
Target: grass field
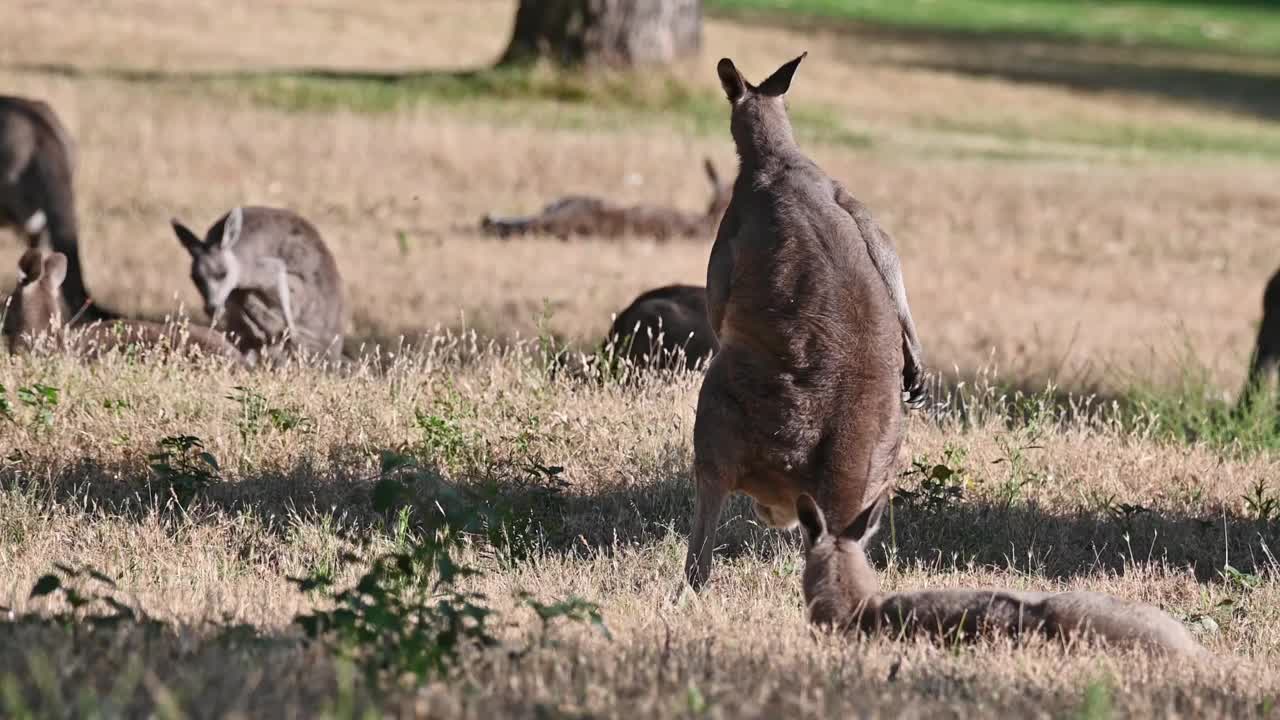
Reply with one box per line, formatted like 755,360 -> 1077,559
3,1 -> 1280,717
709,0 -> 1280,57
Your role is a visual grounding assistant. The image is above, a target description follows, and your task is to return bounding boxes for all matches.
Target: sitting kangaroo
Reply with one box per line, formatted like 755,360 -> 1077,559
4,249 -> 240,361
606,284 -> 717,371
0,95 -> 113,320
481,158 -> 731,242
171,206 -> 345,363
685,53 -> 927,588
796,494 -> 1207,658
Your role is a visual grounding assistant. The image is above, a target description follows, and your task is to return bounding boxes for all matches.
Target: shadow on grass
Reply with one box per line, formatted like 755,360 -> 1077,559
4,432 -> 1276,583
713,8 -> 1280,124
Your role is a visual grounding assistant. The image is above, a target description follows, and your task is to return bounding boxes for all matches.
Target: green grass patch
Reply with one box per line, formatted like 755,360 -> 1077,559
220,66 -> 872,148
708,0 -> 1280,58
1122,353 -> 1280,458
917,114 -> 1280,158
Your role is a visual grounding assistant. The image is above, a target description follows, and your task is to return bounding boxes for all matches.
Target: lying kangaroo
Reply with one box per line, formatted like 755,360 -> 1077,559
172,206 -> 345,363
1239,267 -> 1280,409
685,53 -> 927,588
481,158 -> 731,242
606,284 -> 717,371
796,494 -> 1207,658
4,249 -> 240,361
0,96 -> 113,321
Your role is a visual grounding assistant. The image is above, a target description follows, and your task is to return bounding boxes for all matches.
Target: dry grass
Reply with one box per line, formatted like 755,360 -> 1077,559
2,1 -> 1280,717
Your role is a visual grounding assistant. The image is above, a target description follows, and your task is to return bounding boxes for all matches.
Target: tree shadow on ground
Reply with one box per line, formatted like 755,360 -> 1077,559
716,9 -> 1280,123
5,438 -> 1276,583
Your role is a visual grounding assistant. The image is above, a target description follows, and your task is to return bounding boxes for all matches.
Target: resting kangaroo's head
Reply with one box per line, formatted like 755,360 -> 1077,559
4,248 -> 67,351
796,493 -> 886,628
172,206 -> 245,320
716,53 -> 806,157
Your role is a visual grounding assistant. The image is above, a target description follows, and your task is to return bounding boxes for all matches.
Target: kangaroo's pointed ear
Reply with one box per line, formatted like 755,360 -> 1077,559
41,253 -> 68,290
717,58 -> 748,103
840,491 -> 888,545
796,493 -> 827,549
17,248 -> 45,284
220,206 -> 245,250
172,219 -> 203,256
757,52 -> 806,97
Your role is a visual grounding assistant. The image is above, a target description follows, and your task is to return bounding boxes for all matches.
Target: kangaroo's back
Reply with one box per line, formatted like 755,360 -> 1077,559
0,97 -> 106,319
1041,591 -> 1206,658
608,284 -> 715,370
73,320 -> 242,363
798,496 -> 1209,659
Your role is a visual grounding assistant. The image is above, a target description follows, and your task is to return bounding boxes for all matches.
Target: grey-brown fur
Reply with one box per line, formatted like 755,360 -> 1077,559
606,284 -> 716,371
685,53 -> 926,588
481,158 -> 731,242
172,206 -> 345,363
5,249 -> 240,362
0,95 -> 112,320
796,494 -> 1208,658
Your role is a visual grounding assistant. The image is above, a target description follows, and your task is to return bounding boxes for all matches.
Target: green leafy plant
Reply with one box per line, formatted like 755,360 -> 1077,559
1243,478 -> 1280,525
898,444 -> 971,514
16,383 -> 59,431
0,383 -> 14,423
229,386 -> 314,454
23,563 -> 142,630
147,435 -> 221,505
290,510 -> 606,685
992,431 -> 1046,508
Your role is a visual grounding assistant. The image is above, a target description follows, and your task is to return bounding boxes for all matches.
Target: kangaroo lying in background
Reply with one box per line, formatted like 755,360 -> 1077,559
172,206 -> 345,364
796,494 -> 1207,658
686,53 -> 927,588
4,249 -> 240,361
1239,267 -> 1280,409
0,95 -> 113,320
606,284 -> 716,371
481,158 -> 731,242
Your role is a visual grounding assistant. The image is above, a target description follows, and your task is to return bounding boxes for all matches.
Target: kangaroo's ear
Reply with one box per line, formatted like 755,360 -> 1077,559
717,58 -> 748,103
172,219 -> 203,256
796,493 -> 827,548
840,491 -> 888,545
703,157 -> 720,188
220,206 -> 245,250
17,248 -> 45,284
41,253 -> 68,290
757,52 -> 806,97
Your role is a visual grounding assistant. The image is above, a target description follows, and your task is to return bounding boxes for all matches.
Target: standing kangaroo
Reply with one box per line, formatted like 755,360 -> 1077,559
796,494 -> 1207,658
607,284 -> 717,371
481,158 -> 732,242
685,53 -> 927,588
171,206 -> 345,363
4,249 -> 240,361
0,95 -> 112,320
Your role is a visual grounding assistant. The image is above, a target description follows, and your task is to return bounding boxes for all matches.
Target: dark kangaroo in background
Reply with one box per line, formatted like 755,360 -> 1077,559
1240,267 -> 1280,409
607,284 -> 716,371
685,53 -> 927,588
0,96 -> 112,321
4,249 -> 240,362
796,494 -> 1208,658
481,158 -> 731,241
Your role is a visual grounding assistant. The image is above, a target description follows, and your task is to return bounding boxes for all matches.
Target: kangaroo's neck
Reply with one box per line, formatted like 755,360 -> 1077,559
732,116 -> 802,170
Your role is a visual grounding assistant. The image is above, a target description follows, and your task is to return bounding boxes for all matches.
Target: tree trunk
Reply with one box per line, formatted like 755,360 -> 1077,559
500,0 -> 702,67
